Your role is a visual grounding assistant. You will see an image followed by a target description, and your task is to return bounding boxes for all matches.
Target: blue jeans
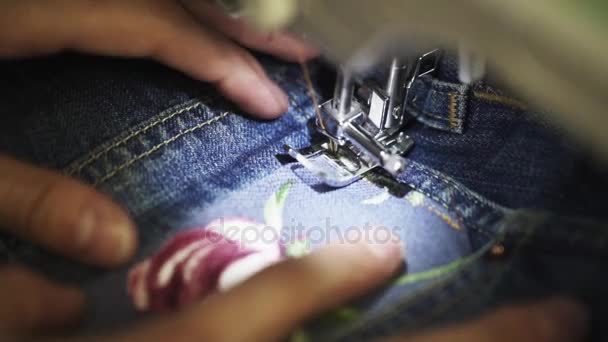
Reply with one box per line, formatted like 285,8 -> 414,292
0,53 -> 607,341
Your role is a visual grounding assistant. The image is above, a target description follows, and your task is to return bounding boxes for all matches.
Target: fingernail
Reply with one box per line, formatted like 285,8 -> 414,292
534,298 -> 589,342
78,208 -> 136,266
262,79 -> 289,114
76,209 -> 96,250
231,65 -> 288,118
106,218 -> 136,263
365,231 -> 403,262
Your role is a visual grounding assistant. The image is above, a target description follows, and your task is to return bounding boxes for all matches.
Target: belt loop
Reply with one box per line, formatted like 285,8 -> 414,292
405,77 -> 470,134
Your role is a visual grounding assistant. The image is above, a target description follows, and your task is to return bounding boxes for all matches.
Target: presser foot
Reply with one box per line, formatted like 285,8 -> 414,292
285,132 -> 414,188
287,50 -> 440,188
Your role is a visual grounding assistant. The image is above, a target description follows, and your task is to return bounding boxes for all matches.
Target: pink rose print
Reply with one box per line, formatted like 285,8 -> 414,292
127,219 -> 282,312
127,182 -> 302,312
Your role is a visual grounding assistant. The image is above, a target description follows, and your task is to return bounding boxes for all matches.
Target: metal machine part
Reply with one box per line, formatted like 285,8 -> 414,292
217,0 -> 608,162
286,50 -> 441,187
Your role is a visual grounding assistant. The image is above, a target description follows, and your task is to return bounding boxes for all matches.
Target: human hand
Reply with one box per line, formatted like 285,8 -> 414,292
72,240 -> 587,342
0,155 -> 137,335
109,270 -> 590,342
0,0 -> 317,119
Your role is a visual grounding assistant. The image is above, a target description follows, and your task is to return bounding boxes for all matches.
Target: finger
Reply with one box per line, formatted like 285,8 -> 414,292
98,238 -> 403,342
0,266 -> 85,336
118,237 -> 403,342
389,298 -> 588,342
0,155 -> 136,267
148,18 -> 290,119
87,2 -> 290,119
181,0 -> 318,62
0,1 -> 288,119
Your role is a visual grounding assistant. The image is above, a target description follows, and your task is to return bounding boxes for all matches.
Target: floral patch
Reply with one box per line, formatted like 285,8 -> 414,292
127,181 -> 306,312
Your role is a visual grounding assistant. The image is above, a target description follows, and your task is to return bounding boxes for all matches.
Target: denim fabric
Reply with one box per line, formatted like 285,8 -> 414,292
0,53 -> 607,341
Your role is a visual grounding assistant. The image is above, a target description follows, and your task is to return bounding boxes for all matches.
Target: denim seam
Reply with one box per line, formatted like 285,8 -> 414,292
325,162 -> 508,336
389,242 -> 500,328
448,92 -> 459,129
407,161 -> 506,213
406,79 -> 527,135
332,213 -> 534,341
406,183 -> 490,238
94,111 -> 230,186
472,91 -> 528,111
64,98 -> 217,176
411,106 -> 455,123
405,78 -> 467,134
408,109 -> 461,134
101,95 -> 315,214
420,201 -> 462,231
69,82 -> 314,186
406,215 -> 536,330
70,102 -> 203,176
329,232 -> 504,341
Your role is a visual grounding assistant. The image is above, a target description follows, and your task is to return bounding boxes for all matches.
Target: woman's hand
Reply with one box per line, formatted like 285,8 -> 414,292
0,0 -> 317,118
94,242 -> 588,342
0,155 -> 137,334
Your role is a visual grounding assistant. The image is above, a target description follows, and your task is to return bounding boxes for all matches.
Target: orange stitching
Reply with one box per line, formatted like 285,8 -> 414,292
473,91 -> 528,110
406,191 -> 462,231
448,92 -> 459,129
425,204 -> 462,231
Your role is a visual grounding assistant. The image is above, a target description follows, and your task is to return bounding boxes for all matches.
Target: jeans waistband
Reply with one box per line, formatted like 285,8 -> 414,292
406,55 -> 528,134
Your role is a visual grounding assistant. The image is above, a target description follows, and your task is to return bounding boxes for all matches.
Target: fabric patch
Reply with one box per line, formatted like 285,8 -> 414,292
126,182 -> 302,312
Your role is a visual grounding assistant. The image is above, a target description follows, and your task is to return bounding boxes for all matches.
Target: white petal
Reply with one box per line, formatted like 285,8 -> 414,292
182,245 -> 215,283
156,241 -> 207,287
129,260 -> 151,311
217,251 -> 281,292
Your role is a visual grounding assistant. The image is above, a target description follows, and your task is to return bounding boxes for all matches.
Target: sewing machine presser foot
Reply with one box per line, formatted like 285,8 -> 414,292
286,50 -> 441,188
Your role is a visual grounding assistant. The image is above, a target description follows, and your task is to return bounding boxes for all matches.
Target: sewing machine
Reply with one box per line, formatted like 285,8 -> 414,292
215,0 -> 608,187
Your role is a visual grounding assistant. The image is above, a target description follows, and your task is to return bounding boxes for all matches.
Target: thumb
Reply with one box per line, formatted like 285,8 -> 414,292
0,266 -> 85,337
115,237 -> 403,342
